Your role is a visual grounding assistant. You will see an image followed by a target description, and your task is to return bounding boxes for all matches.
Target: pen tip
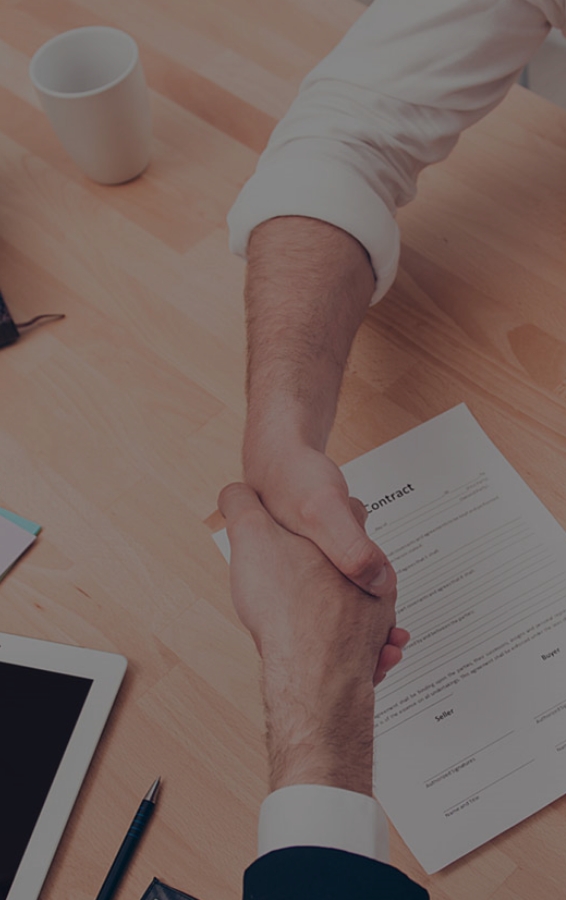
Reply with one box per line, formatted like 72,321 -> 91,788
144,777 -> 161,803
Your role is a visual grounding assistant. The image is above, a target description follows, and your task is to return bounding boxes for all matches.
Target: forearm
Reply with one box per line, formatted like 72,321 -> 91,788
244,216 -> 375,460
262,661 -> 375,797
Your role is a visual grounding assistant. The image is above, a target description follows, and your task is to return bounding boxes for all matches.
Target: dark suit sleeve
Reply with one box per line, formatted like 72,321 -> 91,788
243,847 -> 429,899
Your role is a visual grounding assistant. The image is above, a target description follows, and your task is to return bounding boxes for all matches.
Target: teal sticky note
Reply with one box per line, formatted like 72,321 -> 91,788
0,507 -> 42,536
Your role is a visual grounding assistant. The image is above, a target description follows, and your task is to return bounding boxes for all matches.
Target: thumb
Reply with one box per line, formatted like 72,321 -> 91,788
303,486 -> 395,596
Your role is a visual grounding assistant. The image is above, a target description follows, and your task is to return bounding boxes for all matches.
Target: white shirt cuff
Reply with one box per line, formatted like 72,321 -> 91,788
257,784 -> 390,863
227,158 -> 400,304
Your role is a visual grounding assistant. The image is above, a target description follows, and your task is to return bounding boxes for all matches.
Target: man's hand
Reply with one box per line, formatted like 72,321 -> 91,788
244,441 -> 395,598
220,480 -> 408,684
219,483 -> 408,793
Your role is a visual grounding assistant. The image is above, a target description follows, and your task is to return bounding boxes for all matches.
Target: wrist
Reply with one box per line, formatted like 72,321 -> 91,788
242,428 -> 321,495
244,389 -> 333,458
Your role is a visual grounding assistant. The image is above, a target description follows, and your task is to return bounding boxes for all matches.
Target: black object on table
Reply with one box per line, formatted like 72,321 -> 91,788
94,778 -> 161,900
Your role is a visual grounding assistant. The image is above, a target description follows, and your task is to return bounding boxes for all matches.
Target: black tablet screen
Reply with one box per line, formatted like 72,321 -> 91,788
0,661 -> 92,900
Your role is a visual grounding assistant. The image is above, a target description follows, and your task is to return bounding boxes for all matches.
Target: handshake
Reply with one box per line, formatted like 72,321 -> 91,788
219,442 -> 409,797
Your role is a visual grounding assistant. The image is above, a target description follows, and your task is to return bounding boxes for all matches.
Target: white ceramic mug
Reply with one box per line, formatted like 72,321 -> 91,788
29,26 -> 151,185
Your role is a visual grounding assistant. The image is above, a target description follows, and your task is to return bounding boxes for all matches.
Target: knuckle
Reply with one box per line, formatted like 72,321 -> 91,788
219,482 -> 242,505
386,568 -> 398,594
340,540 -> 385,581
349,496 -> 368,525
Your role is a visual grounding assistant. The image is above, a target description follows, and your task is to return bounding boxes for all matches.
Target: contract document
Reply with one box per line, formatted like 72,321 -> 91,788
342,404 -> 566,873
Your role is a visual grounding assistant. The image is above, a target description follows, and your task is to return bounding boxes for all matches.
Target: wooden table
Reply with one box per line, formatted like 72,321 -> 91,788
2,1 -> 566,898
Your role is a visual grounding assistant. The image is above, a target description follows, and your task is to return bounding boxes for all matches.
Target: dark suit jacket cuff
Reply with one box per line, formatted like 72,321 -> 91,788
243,847 -> 429,899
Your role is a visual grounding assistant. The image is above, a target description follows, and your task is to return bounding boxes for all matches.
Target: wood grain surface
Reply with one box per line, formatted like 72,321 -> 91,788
1,1 -> 566,898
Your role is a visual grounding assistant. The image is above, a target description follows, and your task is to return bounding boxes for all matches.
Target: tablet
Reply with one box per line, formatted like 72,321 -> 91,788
0,632 -> 127,900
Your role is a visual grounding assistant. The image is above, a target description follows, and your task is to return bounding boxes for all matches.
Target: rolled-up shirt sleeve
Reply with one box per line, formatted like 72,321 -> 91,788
227,0 -> 558,302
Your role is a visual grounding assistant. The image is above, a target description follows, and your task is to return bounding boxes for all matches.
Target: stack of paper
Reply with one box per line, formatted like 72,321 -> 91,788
0,508 -> 41,581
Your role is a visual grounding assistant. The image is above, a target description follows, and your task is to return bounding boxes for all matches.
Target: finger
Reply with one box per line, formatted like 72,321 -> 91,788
387,627 -> 411,650
373,628 -> 410,686
218,483 -> 281,565
218,482 -> 266,524
348,497 -> 369,528
373,644 -> 403,687
303,487 -> 395,595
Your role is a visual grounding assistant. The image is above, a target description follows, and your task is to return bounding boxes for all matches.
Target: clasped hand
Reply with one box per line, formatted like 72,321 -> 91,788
219,482 -> 409,689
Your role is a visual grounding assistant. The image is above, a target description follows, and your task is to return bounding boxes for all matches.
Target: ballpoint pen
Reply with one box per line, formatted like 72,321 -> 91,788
95,777 -> 161,900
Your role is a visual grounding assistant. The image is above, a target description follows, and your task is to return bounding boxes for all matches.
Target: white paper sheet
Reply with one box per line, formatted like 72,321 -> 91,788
0,514 -> 37,580
213,404 -> 566,873
342,404 -> 566,872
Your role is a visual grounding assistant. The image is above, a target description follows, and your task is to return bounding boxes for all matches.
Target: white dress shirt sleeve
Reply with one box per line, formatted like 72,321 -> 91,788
257,784 -> 390,863
228,0 -> 559,302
